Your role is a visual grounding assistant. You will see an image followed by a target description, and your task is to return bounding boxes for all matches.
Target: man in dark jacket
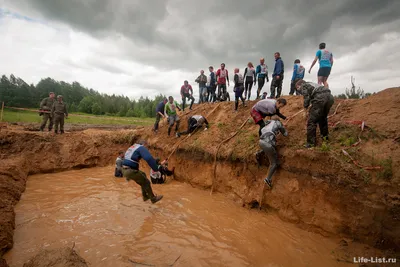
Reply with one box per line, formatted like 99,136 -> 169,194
153,98 -> 167,133
122,139 -> 163,204
270,52 -> 284,99
195,70 -> 208,104
295,80 -> 334,148
51,95 -> 68,134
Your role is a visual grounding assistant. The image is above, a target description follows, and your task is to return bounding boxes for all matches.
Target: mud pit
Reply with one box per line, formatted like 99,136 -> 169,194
5,167 -> 355,267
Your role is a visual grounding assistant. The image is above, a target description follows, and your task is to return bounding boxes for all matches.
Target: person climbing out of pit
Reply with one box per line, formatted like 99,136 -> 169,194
290,59 -> 305,95
153,97 -> 168,133
295,79 -> 334,148
150,158 -> 175,184
39,92 -> 56,132
114,151 -> 124,177
51,95 -> 68,134
233,68 -> 246,111
256,58 -> 269,99
256,119 -> 288,188
250,98 -> 287,136
180,80 -> 195,111
164,96 -> 182,137
244,62 -> 256,100
122,139 -> 163,204
177,114 -> 209,137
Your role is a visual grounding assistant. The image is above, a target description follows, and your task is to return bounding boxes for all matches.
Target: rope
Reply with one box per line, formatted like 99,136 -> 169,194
341,149 -> 382,170
210,115 -> 251,195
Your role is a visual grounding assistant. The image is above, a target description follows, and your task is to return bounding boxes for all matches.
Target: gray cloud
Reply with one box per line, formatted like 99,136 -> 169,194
3,0 -> 400,95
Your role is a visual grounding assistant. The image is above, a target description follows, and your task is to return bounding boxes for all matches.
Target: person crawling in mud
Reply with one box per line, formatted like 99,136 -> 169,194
250,98 -> 287,136
150,158 -> 175,184
177,115 -> 209,137
122,139 -> 163,204
295,79 -> 334,148
114,151 -> 124,177
256,118 -> 288,188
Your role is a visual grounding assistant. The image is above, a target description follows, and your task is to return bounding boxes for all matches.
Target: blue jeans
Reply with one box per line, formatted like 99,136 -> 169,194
199,86 -> 207,103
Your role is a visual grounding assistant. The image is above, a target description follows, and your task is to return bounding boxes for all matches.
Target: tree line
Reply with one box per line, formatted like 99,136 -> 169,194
0,74 -> 166,118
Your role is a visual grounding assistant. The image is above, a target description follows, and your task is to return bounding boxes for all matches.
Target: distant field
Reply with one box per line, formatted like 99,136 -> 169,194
1,109 -> 154,126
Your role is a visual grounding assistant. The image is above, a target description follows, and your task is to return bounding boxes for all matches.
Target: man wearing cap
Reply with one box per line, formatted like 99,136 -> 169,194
39,92 -> 56,132
51,95 -> 68,134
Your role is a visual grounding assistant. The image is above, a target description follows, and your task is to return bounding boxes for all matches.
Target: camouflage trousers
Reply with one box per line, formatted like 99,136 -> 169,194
53,114 -> 65,133
40,113 -> 53,131
307,92 -> 334,145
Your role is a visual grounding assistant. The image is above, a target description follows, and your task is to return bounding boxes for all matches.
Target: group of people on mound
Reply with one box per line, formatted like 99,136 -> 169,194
113,42 -> 334,204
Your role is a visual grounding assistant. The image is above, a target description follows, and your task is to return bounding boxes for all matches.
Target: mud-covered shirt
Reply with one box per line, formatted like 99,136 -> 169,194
181,84 -> 193,95
216,68 -> 229,85
51,101 -> 68,116
301,82 -> 331,108
40,97 -> 55,111
260,120 -> 288,146
252,99 -> 286,120
191,115 -> 209,128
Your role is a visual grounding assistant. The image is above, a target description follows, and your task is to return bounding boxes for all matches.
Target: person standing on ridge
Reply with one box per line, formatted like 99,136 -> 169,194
256,58 -> 269,99
51,95 -> 68,134
153,97 -> 167,133
207,66 -> 217,102
250,98 -> 287,136
122,139 -> 163,204
164,96 -> 182,137
244,62 -> 256,100
180,80 -> 195,111
195,70 -> 208,104
308,42 -> 334,88
216,63 -> 230,101
270,52 -> 284,99
257,119 -> 288,188
233,68 -> 246,111
295,79 -> 334,148
290,59 -> 305,95
39,92 -> 56,132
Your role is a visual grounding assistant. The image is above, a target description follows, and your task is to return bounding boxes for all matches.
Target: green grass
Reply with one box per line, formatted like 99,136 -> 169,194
1,109 -> 153,126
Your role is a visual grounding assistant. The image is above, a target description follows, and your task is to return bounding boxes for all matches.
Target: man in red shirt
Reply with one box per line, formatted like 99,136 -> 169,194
180,80 -> 195,111
216,63 -> 230,101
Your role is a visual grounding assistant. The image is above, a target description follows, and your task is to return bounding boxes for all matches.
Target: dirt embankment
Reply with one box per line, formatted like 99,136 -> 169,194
0,129 -> 135,265
0,88 -> 399,265
138,88 -> 400,253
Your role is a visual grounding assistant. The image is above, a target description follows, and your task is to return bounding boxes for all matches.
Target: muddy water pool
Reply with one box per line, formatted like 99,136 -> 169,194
4,167 -> 352,267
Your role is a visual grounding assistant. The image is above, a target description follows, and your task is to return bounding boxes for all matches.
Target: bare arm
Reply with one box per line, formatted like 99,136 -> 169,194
309,57 -> 318,73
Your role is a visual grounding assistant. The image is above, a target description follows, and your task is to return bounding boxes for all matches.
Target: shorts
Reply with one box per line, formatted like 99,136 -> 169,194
250,108 -> 263,124
318,67 -> 331,77
168,114 -> 180,126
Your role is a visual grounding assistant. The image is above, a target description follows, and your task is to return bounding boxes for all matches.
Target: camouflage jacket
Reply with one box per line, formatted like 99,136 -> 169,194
301,82 -> 331,108
40,97 -> 55,111
51,101 -> 68,116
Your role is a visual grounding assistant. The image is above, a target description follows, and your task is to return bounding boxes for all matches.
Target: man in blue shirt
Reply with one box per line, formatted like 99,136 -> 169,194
290,59 -> 305,95
308,42 -> 334,88
122,139 -> 163,204
270,52 -> 284,99
153,98 -> 168,133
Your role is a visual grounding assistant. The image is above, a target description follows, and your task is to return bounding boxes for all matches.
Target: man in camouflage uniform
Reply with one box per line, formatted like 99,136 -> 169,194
295,80 -> 334,148
51,95 -> 68,134
39,92 -> 56,131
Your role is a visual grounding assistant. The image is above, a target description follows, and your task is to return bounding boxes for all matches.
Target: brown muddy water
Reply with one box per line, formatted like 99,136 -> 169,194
4,167 -> 353,267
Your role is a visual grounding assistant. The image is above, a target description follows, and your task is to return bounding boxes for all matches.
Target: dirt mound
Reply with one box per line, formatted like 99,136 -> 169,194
23,247 -> 87,267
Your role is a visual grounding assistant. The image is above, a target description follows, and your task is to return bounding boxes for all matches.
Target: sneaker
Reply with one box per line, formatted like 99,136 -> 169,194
143,195 -> 150,202
264,178 -> 272,188
151,195 -> 163,204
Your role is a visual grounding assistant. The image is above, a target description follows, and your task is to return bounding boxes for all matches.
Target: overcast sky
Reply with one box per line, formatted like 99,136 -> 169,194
1,0 -> 399,101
